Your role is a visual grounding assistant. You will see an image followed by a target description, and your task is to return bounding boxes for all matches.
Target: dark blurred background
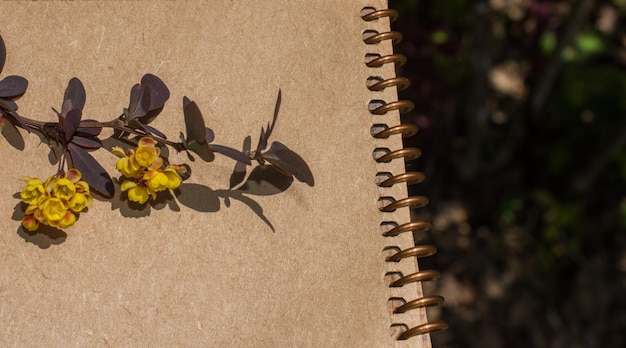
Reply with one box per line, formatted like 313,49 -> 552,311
389,0 -> 626,347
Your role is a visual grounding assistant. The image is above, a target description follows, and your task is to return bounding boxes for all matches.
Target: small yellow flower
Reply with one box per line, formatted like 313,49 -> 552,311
121,180 -> 150,204
39,197 -> 69,225
65,175 -> 92,213
144,170 -> 169,192
59,210 -> 77,228
19,177 -> 46,204
116,154 -> 143,179
21,214 -> 39,231
135,141 -> 160,168
68,192 -> 91,213
53,177 -> 76,201
163,166 -> 182,190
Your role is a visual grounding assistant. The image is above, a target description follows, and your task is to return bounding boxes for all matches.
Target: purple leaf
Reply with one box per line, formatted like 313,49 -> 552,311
125,83 -> 151,120
0,98 -> 17,112
76,120 -> 102,136
142,124 -> 167,139
0,75 -> 28,97
126,83 -> 141,117
206,128 -> 215,143
0,35 -> 6,74
122,74 -> 169,128
183,96 -> 214,162
63,109 -> 82,142
62,78 -> 85,115
255,89 -> 281,153
68,143 -> 114,198
126,85 -> 150,122
209,144 -> 252,165
261,141 -> 314,186
71,135 -> 102,149
141,74 -> 169,111
135,84 -> 152,118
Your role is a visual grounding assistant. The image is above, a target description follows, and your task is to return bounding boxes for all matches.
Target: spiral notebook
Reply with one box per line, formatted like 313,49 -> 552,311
0,1 -> 446,346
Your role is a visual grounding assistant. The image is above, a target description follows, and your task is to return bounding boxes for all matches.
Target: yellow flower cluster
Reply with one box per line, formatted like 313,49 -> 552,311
20,169 -> 92,231
113,137 -> 183,204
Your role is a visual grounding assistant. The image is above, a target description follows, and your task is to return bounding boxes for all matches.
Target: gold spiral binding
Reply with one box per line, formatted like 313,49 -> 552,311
388,269 -> 440,288
363,30 -> 404,45
379,196 -> 429,212
394,295 -> 445,314
367,76 -> 411,92
361,8 -> 399,22
370,100 -> 415,115
397,322 -> 450,341
366,53 -> 407,68
382,220 -> 432,237
376,171 -> 425,187
375,147 -> 422,163
386,245 -> 437,263
373,124 -> 418,139
362,5 -> 448,342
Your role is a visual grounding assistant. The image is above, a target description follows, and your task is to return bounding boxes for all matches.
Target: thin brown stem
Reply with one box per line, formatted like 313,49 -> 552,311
20,117 -> 183,149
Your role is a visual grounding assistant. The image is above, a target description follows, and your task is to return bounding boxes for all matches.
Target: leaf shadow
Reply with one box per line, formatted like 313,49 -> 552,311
229,135 -> 252,189
101,179 -> 180,218
173,165 -> 294,233
173,183 -> 220,213
237,165 -> 294,196
1,119 -> 24,150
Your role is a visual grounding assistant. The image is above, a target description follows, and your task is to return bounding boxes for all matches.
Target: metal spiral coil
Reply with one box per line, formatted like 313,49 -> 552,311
362,5 -> 448,342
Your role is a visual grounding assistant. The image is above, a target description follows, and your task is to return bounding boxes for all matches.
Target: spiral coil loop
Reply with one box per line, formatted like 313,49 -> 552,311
367,76 -> 411,92
362,5 -> 448,342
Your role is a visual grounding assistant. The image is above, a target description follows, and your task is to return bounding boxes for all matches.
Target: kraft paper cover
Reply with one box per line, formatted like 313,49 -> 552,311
0,1 -> 430,347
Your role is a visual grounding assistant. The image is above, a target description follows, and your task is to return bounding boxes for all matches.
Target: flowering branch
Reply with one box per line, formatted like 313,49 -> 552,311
0,34 -> 314,233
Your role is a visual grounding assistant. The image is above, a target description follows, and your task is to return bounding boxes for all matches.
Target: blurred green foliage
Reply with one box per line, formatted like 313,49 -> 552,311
391,0 -> 626,346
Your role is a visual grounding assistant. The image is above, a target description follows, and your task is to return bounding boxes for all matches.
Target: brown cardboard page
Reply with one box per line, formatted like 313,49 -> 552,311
0,1 -> 429,346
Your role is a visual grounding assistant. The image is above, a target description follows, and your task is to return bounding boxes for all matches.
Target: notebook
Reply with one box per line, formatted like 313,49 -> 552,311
0,1 -> 446,346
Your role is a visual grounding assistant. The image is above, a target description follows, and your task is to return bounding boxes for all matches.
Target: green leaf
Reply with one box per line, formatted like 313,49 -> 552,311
540,31 -> 556,56
576,31 -> 605,56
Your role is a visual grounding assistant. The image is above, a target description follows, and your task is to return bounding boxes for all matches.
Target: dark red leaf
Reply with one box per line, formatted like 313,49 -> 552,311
126,83 -> 141,117
0,75 -> 28,97
0,98 -> 17,112
63,109 -> 82,142
68,143 -> 114,198
209,144 -> 252,165
76,120 -> 102,136
71,135 -> 102,149
206,128 -> 215,143
255,89 -> 281,153
142,124 -> 167,139
141,74 -> 170,111
121,75 -> 168,130
0,35 -> 6,74
183,96 -> 214,162
125,84 -> 151,120
62,78 -> 85,115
